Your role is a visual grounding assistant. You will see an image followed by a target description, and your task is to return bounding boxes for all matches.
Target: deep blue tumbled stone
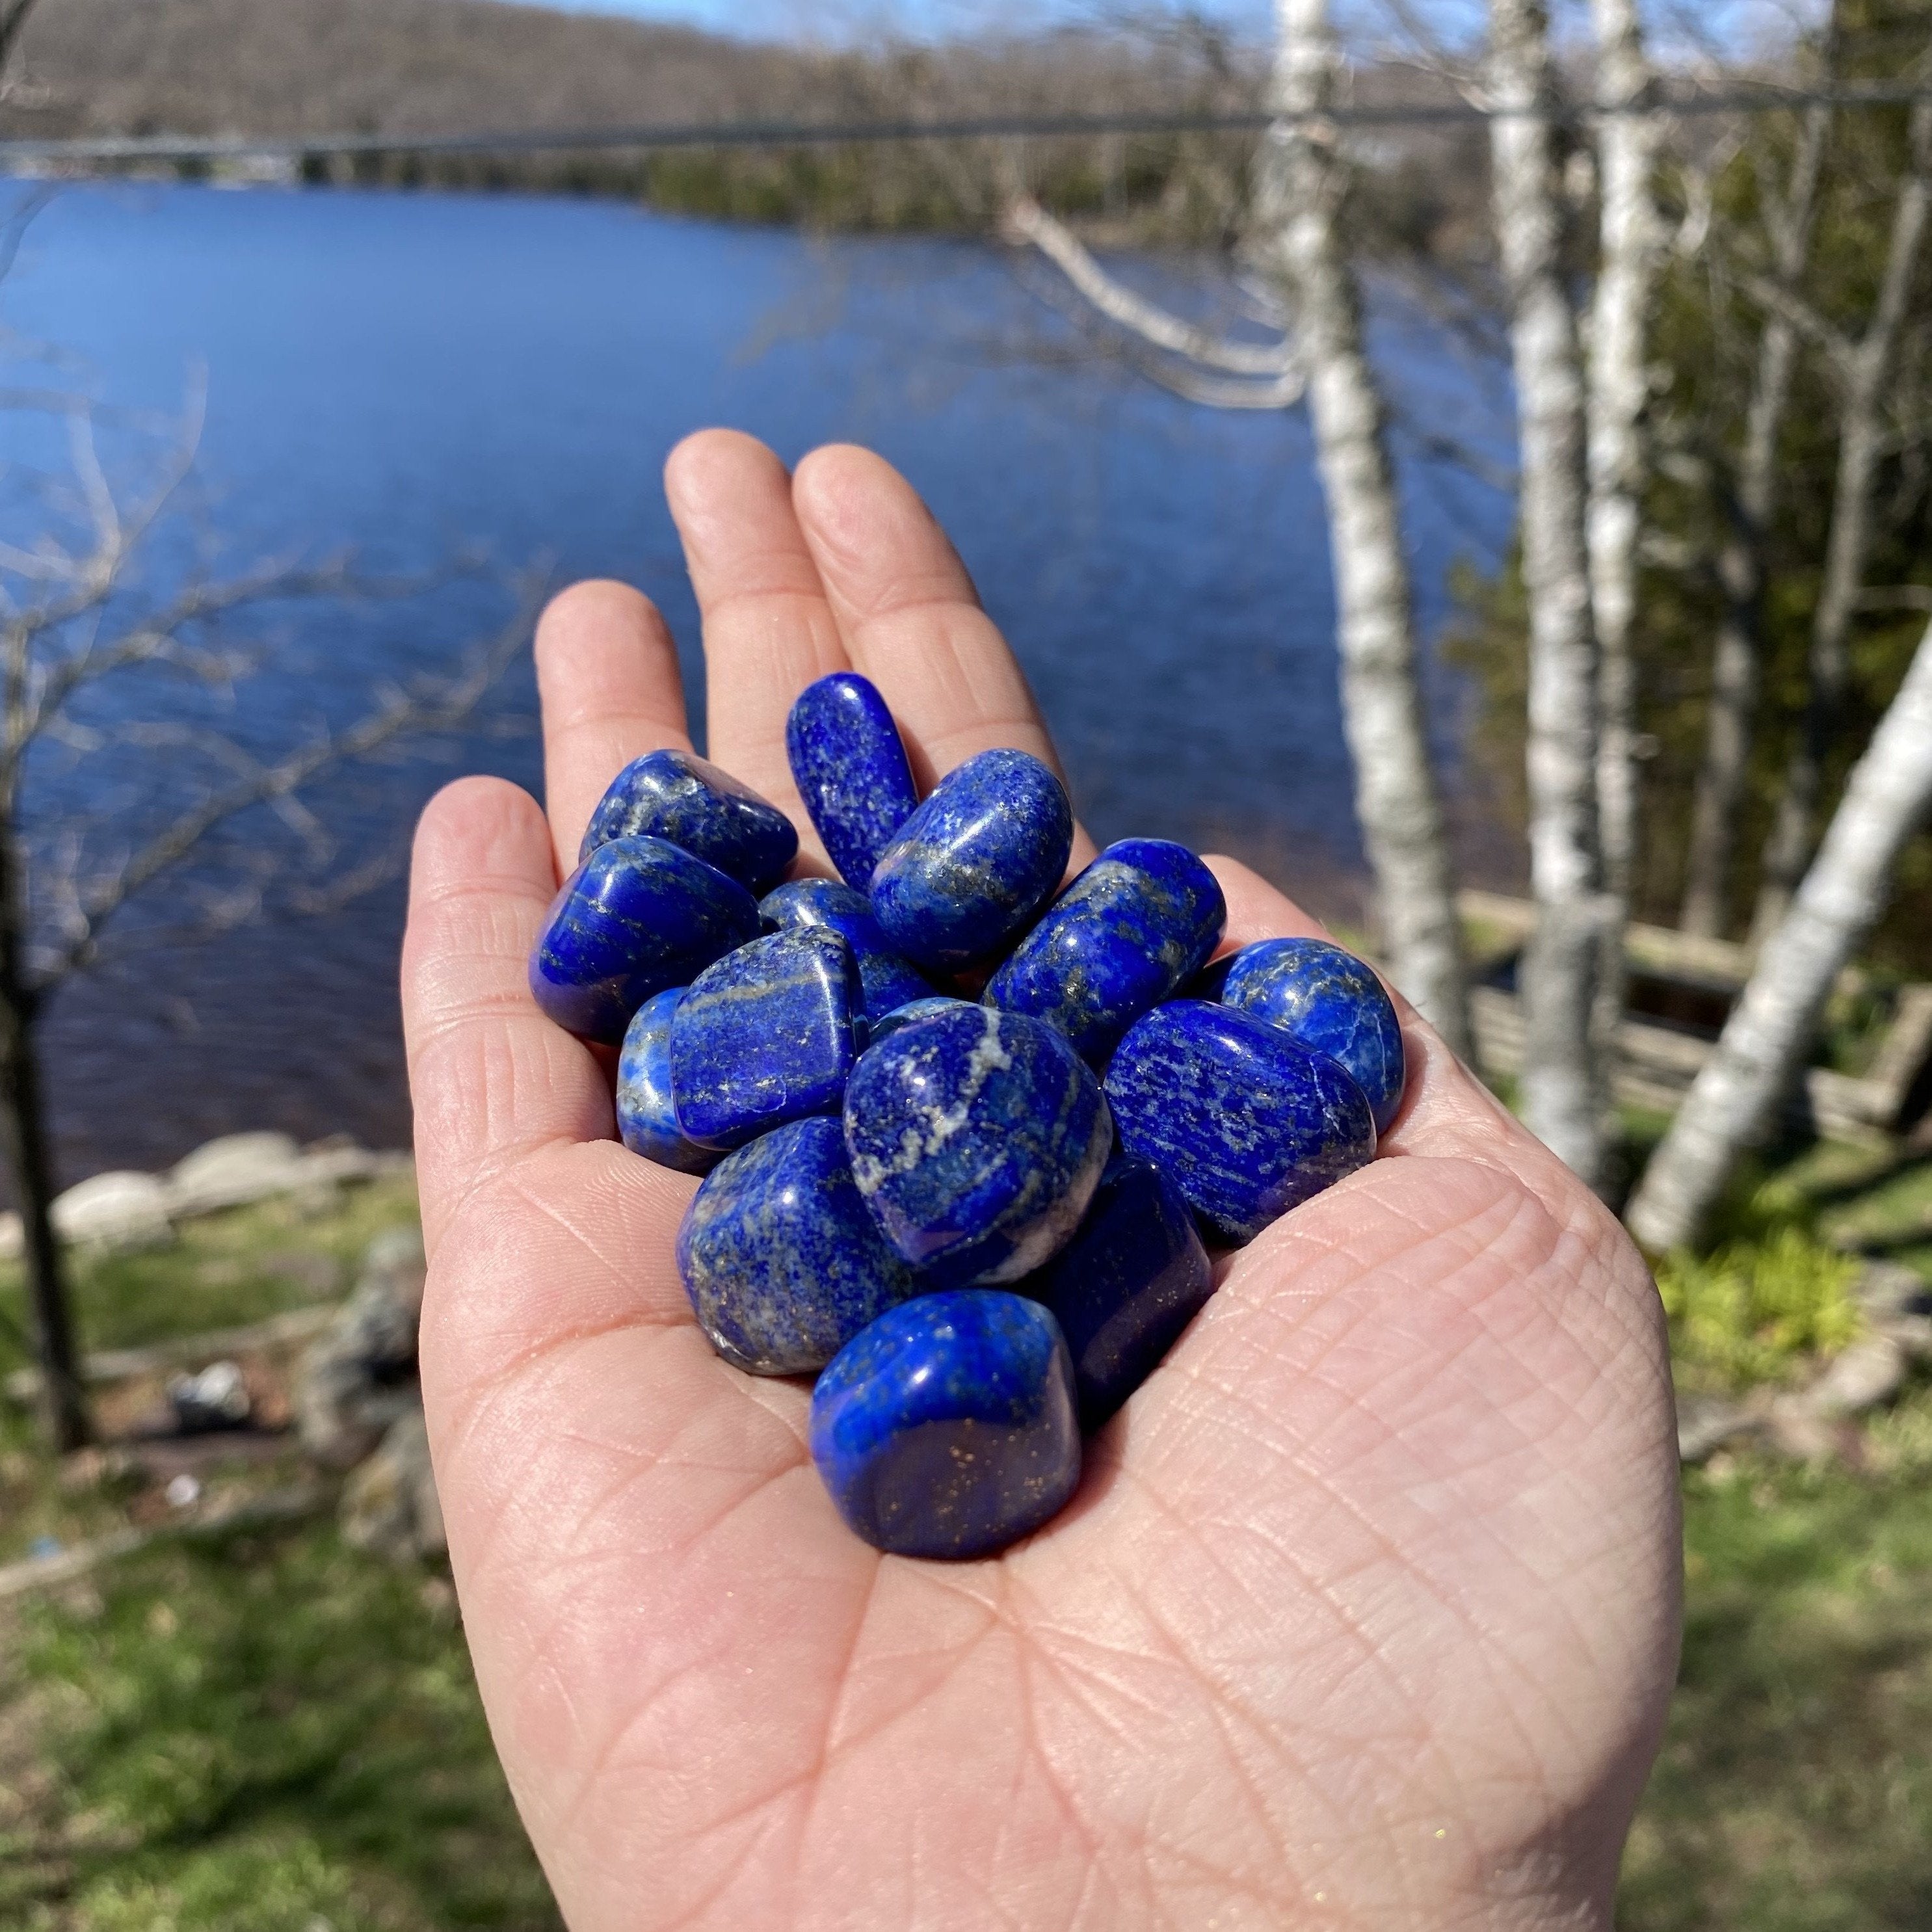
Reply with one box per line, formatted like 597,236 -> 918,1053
785,672 -> 921,888
676,1117 -> 920,1375
1105,1001 -> 1374,1246
1215,938 -> 1407,1133
615,988 -> 719,1175
867,995 -> 973,1043
529,835 -> 761,1045
985,838 -> 1226,1063
759,879 -> 934,1023
869,748 -> 1074,972
1021,1154 -> 1213,1431
809,1290 -> 1081,1558
669,927 -> 862,1150
844,1003 -> 1111,1288
580,748 -> 798,893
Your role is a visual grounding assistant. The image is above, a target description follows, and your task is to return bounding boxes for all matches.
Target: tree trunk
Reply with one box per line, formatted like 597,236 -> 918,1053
1584,0 -> 1662,1078
1751,96 -> 1932,944
1629,613 -> 1932,1251
1253,0 -> 1474,1059
1489,0 -> 1609,1189
1679,98 -> 1832,940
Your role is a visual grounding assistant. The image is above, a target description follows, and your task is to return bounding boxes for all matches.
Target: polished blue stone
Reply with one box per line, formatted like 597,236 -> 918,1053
867,995 -> 973,1043
759,879 -> 934,1023
985,838 -> 1225,1063
1105,1001 -> 1375,1246
529,835 -> 761,1045
1021,1153 -> 1213,1431
869,748 -> 1074,972
669,927 -> 862,1150
785,672 -> 920,888
1216,938 -> 1407,1133
615,988 -> 719,1175
676,1117 -> 920,1375
844,1003 -> 1111,1288
809,1290 -> 1081,1559
580,748 -> 799,893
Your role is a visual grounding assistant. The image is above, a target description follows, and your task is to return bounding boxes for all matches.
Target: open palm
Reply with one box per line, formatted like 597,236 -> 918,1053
401,431 -> 1681,1931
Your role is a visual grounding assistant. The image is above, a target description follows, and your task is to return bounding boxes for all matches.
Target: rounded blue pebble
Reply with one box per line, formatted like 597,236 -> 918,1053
1105,1001 -> 1374,1246
670,927 -> 862,1151
615,988 -> 719,1175
1022,1153 -> 1213,1432
785,672 -> 921,888
528,835 -> 761,1045
867,995 -> 973,1043
845,1004 -> 1111,1288
809,1290 -> 1081,1559
985,838 -> 1226,1063
759,878 -> 934,1022
580,747 -> 798,893
1215,937 -> 1407,1133
676,1118 -> 920,1375
869,748 -> 1074,972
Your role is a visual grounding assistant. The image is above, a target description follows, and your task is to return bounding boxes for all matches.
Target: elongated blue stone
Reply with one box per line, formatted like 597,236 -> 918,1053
869,748 -> 1074,972
529,835 -> 761,1045
759,879 -> 934,1023
1021,1154 -> 1213,1431
615,988 -> 719,1175
581,748 -> 798,893
809,1290 -> 1080,1558
867,995 -> 973,1043
1216,938 -> 1407,1133
844,1004 -> 1111,1288
677,1118 -> 920,1375
785,672 -> 920,888
1105,1001 -> 1374,1246
985,838 -> 1225,1063
669,927 -> 862,1150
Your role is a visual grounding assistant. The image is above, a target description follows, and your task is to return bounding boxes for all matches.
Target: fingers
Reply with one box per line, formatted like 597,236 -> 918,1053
665,430 -> 849,830
536,579 -> 693,877
401,776 -> 620,1256
791,444 -> 1096,867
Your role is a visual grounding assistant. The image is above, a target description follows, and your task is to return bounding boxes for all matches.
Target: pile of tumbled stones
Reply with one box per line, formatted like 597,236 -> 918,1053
529,672 -> 1403,1561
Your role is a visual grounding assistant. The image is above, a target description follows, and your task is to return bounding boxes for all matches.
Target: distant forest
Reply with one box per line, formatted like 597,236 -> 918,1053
0,0 -> 1488,245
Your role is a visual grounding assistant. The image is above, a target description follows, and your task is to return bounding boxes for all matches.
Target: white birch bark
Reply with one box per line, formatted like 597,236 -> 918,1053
1751,96 -> 1932,943
1490,0 -> 1609,1187
1251,0 -> 1474,1057
1629,613 -> 1932,1251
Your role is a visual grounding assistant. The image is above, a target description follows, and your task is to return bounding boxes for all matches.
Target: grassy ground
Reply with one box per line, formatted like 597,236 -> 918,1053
5,1155 -> 1932,1927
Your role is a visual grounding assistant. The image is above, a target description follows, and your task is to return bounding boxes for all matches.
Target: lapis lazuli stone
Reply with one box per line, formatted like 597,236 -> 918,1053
809,1290 -> 1081,1558
785,672 -> 921,889
867,995 -> 972,1043
759,879 -> 934,1023
1105,1001 -> 1374,1246
676,1117 -> 920,1375
869,748 -> 1074,972
580,748 -> 798,893
529,836 -> 761,1045
984,838 -> 1225,1063
844,1003 -> 1111,1288
668,927 -> 861,1150
1022,1153 -> 1213,1431
1215,938 -> 1407,1133
615,988 -> 719,1175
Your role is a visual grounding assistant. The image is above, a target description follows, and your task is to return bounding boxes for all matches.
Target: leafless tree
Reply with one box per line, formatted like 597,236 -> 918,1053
1628,607 -> 1932,1252
0,233 -> 529,1450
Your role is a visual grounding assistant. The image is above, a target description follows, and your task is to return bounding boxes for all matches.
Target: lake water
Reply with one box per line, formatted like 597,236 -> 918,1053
0,183 -> 1511,1186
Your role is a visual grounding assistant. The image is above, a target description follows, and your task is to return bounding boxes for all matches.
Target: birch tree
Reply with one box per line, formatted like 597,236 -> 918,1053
1003,0 -> 1475,1057
1628,610 -> 1932,1252
1489,0 -> 1610,1189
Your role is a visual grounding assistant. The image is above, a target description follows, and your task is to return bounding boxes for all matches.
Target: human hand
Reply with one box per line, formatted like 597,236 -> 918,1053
401,430 -> 1682,1931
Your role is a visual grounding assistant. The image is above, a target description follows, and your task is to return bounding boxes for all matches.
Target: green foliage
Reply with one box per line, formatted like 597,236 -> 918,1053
1657,1223 -> 1864,1391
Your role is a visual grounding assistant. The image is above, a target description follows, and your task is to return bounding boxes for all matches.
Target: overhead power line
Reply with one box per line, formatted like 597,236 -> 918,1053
1,79 -> 1927,166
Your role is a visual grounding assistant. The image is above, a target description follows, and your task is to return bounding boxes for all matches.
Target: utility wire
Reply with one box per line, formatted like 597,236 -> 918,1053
1,79 -> 1929,166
